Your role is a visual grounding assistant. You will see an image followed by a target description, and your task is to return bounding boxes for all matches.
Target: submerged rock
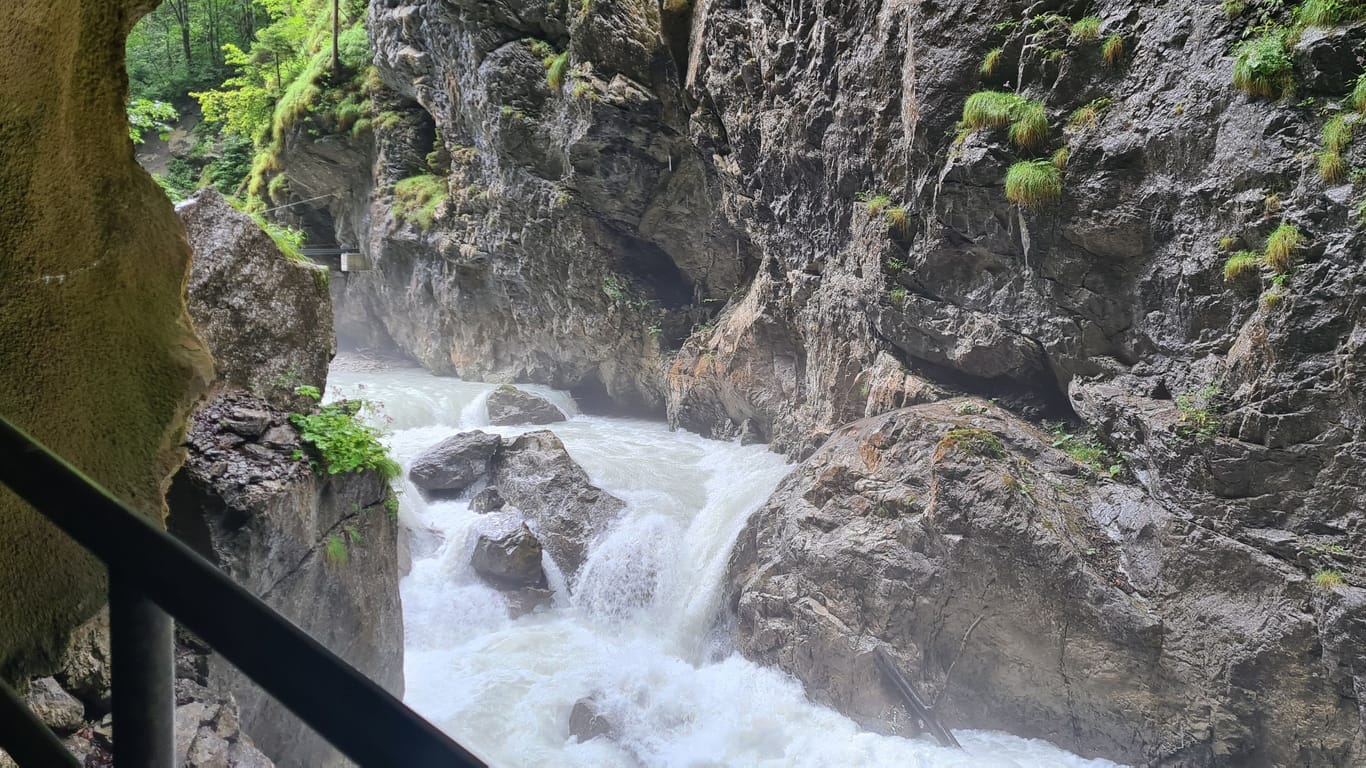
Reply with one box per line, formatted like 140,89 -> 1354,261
567,697 -> 616,743
486,385 -> 567,426
471,524 -> 548,591
489,431 -> 626,581
728,400 -> 1365,766
469,487 -> 506,514
408,430 -> 502,493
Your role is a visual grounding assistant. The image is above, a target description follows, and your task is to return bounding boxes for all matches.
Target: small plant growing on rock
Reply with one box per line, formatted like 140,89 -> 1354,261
962,91 -> 1021,130
1071,16 -> 1102,42
1048,423 -> 1124,478
1101,34 -> 1126,66
935,428 -> 1006,461
290,387 -> 401,480
863,193 -> 893,215
981,47 -> 1004,77
1067,97 -> 1113,129
1052,146 -> 1070,170
1261,285 -> 1287,308
1232,31 -> 1294,98
888,286 -> 909,307
1323,114 -> 1354,152
1318,150 -> 1347,183
1005,160 -> 1064,208
1008,100 -> 1050,150
1353,73 -> 1366,112
1313,569 -> 1345,590
384,494 -> 400,521
324,534 -> 348,568
1223,251 -> 1263,282
1219,235 -> 1239,251
1264,223 -> 1301,274
1223,0 -> 1247,19
885,206 -> 911,235
1176,385 -> 1222,441
547,52 -> 570,89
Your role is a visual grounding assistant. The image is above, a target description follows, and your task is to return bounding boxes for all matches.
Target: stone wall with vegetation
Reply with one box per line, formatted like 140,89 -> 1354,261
0,0 -> 211,679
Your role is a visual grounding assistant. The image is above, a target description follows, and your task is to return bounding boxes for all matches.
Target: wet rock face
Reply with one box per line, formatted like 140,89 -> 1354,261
471,523 -> 548,590
727,400 -> 1366,766
486,385 -> 567,426
179,188 -> 335,411
408,430 -> 503,493
167,391 -> 402,768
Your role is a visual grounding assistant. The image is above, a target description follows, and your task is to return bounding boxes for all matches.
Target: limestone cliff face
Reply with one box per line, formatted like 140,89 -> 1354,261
269,1 -> 1366,763
0,0 -> 212,678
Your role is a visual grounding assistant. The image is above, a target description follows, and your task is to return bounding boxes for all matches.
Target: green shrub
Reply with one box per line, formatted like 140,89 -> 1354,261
290,392 -> 401,480
1101,34 -> 1126,66
1261,286 -> 1287,308
250,213 -> 307,263
1071,16 -> 1102,42
1223,251 -> 1262,281
393,174 -> 448,230
888,286 -> 908,307
1008,100 -> 1049,150
547,52 -> 570,89
981,48 -> 1004,77
1264,223 -> 1301,273
1005,160 -> 1063,208
1052,146 -> 1070,170
1353,73 -> 1366,112
1176,385 -> 1222,441
864,193 -> 893,215
324,534 -> 348,567
1232,32 -> 1294,98
1297,0 -> 1366,27
1047,423 -> 1123,478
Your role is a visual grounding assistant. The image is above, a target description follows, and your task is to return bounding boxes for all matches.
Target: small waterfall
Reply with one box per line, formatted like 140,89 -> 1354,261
328,367 -> 1122,768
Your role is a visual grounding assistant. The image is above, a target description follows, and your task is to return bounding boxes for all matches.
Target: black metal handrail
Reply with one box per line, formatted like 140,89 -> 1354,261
0,415 -> 486,767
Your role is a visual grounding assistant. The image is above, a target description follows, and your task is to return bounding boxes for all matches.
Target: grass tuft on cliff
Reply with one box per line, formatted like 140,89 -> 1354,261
1264,223 -> 1301,274
1353,73 -> 1366,112
547,52 -> 570,90
981,48 -> 1004,77
1313,569 -> 1345,590
1223,251 -> 1262,282
1101,34 -> 1125,66
1005,160 -> 1063,209
1071,16 -> 1102,42
1297,0 -> 1366,27
290,390 -> 401,480
962,91 -> 1050,149
1232,31 -> 1295,99
393,175 -> 448,230
1008,100 -> 1050,150
935,428 -> 1006,461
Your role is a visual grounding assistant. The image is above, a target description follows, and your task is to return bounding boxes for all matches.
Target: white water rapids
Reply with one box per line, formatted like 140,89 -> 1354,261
328,366 -> 1121,768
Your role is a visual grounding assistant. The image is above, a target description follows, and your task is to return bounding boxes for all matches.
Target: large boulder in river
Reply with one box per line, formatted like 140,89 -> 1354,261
408,430 -> 502,493
486,385 -> 566,426
178,188 -> 334,410
471,524 -> 548,590
727,399 -> 1366,767
490,431 -> 626,580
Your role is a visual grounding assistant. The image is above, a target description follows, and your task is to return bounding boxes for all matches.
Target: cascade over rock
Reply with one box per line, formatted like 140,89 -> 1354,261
262,1 -> 1366,764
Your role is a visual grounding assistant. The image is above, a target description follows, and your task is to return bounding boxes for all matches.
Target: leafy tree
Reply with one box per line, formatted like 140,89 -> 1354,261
126,99 -> 179,144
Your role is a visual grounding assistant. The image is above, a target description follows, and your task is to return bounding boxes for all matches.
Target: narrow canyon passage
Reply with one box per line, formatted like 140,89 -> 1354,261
328,364 -> 1119,767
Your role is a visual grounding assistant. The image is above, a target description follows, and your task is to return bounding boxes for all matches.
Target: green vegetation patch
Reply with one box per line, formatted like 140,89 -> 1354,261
1008,100 -> 1049,150
962,91 -> 1050,150
1005,160 -> 1064,209
1233,31 -> 1295,99
936,428 -> 1007,461
981,48 -> 1004,77
1101,35 -> 1126,67
1264,223 -> 1301,274
290,388 -> 401,479
1067,97 -> 1113,129
1223,251 -> 1263,282
393,174 -> 448,230
1047,423 -> 1124,478
1313,569 -> 1345,590
1071,16 -> 1102,42
1297,0 -> 1366,27
547,52 -> 570,89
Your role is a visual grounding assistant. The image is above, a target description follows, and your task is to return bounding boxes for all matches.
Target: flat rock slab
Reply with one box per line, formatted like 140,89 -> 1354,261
486,385 -> 566,426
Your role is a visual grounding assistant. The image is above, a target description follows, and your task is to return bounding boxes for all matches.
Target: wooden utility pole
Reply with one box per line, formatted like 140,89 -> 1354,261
332,0 -> 341,77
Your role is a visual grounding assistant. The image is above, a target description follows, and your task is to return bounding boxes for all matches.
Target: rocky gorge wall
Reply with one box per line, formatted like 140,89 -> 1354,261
264,0 -> 1366,764
0,0 -> 212,679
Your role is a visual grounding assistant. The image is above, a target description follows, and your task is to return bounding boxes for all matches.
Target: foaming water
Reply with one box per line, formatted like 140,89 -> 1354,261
328,367 -> 1123,768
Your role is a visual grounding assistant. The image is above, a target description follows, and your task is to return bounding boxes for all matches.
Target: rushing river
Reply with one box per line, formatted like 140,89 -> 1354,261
328,365 -> 1120,768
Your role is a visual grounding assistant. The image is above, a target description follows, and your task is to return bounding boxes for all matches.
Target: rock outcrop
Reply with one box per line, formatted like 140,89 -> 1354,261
486,385 -> 567,426
168,391 -> 402,768
170,197 -> 402,767
179,188 -> 335,410
408,429 -> 503,493
0,0 -> 211,680
489,431 -> 626,580
728,400 -> 1366,766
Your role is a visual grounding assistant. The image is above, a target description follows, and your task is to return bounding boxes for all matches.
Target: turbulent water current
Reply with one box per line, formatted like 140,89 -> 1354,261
327,365 -> 1121,768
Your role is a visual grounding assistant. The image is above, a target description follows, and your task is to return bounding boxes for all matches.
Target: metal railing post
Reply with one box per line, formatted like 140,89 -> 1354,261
110,575 -> 175,768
